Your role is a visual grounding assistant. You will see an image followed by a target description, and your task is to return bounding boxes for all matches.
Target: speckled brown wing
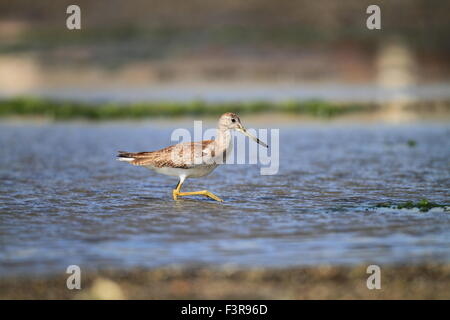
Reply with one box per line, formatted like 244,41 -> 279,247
117,140 -> 214,169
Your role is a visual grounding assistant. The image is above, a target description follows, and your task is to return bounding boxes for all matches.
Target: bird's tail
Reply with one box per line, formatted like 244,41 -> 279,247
116,151 -> 136,162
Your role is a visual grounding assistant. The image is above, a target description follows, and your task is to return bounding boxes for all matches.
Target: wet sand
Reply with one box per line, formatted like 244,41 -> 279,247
1,264 -> 449,299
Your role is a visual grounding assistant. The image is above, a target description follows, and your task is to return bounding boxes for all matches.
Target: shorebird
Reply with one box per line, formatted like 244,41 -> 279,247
117,112 -> 268,202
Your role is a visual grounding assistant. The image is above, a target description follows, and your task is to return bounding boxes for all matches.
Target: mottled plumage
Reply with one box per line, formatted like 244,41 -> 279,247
117,140 -> 217,168
117,112 -> 267,202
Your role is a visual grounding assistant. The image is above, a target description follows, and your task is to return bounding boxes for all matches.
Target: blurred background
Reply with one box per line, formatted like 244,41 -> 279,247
1,1 -> 450,299
0,0 -> 449,110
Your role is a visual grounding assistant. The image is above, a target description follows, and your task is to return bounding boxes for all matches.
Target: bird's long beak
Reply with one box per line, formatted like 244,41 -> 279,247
237,125 -> 268,148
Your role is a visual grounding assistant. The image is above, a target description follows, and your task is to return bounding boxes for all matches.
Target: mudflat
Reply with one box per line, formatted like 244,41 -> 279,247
1,265 -> 449,299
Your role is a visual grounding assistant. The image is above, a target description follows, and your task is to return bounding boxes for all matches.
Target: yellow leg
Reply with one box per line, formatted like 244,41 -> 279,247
177,190 -> 223,202
172,179 -> 223,202
172,179 -> 183,200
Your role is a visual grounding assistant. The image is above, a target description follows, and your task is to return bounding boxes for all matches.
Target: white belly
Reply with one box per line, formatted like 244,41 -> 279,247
145,164 -> 219,178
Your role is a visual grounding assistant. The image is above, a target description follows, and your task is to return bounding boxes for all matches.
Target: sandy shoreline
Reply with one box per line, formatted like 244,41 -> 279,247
1,264 -> 449,299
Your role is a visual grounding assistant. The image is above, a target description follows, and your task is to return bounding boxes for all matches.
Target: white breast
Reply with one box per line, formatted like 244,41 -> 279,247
145,164 -> 219,178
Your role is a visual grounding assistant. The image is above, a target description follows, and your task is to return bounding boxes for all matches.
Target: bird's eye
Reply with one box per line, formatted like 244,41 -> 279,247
231,118 -> 236,123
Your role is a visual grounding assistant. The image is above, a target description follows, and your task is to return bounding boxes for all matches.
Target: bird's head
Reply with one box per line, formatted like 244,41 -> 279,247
219,112 -> 268,148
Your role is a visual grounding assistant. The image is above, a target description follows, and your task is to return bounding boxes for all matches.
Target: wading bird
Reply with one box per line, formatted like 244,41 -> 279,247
117,113 -> 268,202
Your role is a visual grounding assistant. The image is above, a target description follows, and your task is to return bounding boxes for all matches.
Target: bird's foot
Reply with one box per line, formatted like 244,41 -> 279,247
172,190 -> 224,202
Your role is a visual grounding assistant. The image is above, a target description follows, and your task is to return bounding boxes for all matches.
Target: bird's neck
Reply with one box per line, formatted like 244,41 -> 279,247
214,127 -> 232,153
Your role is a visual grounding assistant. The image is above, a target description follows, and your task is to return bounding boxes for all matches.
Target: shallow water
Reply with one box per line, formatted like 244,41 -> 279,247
0,122 -> 449,276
